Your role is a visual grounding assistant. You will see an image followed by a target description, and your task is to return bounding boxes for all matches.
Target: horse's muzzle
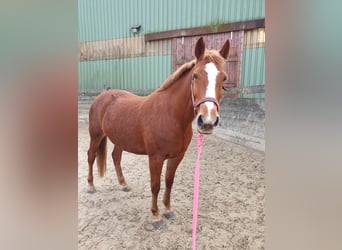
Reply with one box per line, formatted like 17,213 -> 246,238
197,114 -> 219,134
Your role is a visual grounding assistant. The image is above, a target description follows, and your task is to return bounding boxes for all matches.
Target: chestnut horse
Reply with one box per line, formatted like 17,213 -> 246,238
87,37 -> 230,229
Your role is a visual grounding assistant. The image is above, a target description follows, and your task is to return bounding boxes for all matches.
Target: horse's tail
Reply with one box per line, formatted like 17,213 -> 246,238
96,136 -> 107,177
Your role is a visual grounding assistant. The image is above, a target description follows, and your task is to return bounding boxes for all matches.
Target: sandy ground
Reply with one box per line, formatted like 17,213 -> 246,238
78,105 -> 265,249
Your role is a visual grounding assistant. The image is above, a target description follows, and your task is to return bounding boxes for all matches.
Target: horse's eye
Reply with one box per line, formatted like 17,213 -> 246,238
193,73 -> 198,80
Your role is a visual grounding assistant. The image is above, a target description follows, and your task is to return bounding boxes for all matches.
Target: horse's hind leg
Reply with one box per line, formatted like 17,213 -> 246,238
87,136 -> 102,193
112,146 -> 130,191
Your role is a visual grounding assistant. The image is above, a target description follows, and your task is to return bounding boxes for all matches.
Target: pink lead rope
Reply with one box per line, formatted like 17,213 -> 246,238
192,133 -> 203,250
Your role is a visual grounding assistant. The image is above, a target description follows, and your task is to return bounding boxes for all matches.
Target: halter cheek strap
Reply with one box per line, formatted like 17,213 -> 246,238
191,81 -> 220,116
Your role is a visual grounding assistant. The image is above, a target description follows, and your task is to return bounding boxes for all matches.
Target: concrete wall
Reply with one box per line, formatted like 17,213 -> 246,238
214,98 -> 265,151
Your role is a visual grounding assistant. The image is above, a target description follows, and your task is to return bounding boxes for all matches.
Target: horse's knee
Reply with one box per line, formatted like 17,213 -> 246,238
151,184 -> 160,195
165,179 -> 174,189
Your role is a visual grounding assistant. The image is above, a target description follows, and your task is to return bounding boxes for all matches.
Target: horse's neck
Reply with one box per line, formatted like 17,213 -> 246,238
159,73 -> 194,126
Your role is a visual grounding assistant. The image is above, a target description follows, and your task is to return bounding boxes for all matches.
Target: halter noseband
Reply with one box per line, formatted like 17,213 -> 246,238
190,81 -> 220,116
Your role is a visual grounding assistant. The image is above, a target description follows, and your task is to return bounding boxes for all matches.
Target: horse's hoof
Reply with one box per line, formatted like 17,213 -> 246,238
121,186 -> 131,192
152,219 -> 166,230
87,186 -> 96,194
163,211 -> 176,220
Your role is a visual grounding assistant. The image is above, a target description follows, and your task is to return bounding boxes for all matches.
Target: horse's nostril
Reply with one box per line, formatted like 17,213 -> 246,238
213,116 -> 219,127
197,115 -> 204,127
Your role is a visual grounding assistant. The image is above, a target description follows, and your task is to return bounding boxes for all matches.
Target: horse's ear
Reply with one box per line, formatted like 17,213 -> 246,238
194,37 -> 205,60
219,39 -> 230,60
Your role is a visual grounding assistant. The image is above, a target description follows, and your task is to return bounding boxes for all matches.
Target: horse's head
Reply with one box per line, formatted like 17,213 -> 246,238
191,37 -> 230,134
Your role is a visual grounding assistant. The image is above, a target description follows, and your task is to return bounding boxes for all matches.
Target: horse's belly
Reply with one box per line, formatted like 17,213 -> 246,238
112,135 -> 147,155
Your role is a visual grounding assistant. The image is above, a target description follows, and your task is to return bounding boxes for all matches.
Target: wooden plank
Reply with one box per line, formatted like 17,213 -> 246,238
145,19 -> 265,42
79,36 -> 171,61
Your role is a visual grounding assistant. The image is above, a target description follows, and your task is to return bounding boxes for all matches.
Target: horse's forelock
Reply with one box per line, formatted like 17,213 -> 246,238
202,50 -> 226,67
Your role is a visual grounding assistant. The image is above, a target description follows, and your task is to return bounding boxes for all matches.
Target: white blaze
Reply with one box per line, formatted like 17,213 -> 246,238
204,62 -> 219,121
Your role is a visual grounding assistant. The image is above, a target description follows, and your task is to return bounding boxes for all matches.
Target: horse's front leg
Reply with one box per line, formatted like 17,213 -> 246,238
163,153 -> 185,220
148,155 -> 164,229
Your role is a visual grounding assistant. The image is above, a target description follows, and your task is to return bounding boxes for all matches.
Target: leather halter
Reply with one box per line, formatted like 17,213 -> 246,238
190,80 -> 220,116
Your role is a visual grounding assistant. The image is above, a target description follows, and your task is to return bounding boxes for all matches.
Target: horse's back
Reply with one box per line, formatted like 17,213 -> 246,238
90,89 -> 136,113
